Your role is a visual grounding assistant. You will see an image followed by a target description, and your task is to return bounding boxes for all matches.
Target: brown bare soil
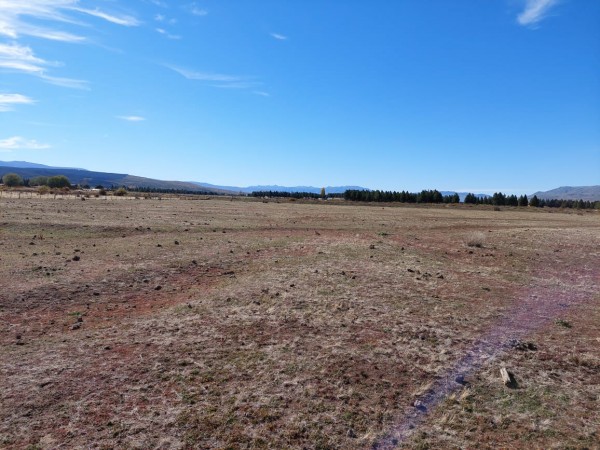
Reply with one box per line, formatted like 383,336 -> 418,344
1,197 -> 598,449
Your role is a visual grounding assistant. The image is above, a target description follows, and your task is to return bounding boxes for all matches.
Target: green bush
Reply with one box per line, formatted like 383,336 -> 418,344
2,173 -> 23,187
47,175 -> 71,189
30,176 -> 49,186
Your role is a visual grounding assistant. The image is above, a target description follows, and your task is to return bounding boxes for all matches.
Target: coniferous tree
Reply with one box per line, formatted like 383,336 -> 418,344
518,195 -> 528,207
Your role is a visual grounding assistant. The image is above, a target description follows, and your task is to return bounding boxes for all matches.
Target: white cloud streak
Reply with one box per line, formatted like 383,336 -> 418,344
517,0 -> 559,26
117,115 -> 146,122
166,65 -> 261,90
0,42 -> 46,75
0,93 -> 35,111
41,74 -> 88,89
270,33 -> 287,41
0,0 -> 140,89
70,7 -> 140,27
0,42 -> 88,89
0,136 -> 51,151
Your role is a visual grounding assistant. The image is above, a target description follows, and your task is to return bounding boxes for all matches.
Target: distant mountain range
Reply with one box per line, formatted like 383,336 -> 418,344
2,161 -> 597,201
532,186 -> 600,202
0,160 -> 86,170
0,161 -> 232,194
0,161 -> 367,195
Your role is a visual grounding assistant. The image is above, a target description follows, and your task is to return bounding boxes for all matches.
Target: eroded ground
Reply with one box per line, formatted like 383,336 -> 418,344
1,197 -> 598,449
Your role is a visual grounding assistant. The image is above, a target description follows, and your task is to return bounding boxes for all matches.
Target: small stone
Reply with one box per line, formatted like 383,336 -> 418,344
71,323 -> 81,330
413,399 -> 426,411
72,255 -> 80,261
155,285 -> 162,291
174,240 -> 179,245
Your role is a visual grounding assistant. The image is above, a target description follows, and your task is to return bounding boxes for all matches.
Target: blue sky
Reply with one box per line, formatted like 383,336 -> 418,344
1,0 -> 599,193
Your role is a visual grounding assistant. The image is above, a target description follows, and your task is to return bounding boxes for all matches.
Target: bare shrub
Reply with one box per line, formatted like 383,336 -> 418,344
466,231 -> 486,248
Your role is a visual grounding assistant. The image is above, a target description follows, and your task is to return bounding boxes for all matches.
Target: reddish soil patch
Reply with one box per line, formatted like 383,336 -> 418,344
1,197 -> 598,449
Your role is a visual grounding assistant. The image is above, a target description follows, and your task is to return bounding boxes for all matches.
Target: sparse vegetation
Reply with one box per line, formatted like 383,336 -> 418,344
466,231 -> 486,248
0,197 -> 597,449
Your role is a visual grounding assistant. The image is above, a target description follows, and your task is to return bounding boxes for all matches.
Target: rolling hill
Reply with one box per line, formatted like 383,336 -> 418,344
532,186 -> 600,202
0,163 -> 234,194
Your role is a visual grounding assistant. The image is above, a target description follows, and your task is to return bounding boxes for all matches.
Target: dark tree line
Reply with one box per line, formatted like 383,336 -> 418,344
251,191 -> 344,199
343,189 -> 460,204
464,192 -> 527,206
345,189 -> 599,209
119,186 -> 221,196
464,192 -> 597,209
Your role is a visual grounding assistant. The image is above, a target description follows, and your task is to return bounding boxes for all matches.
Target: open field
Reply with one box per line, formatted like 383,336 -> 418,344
1,197 -> 598,449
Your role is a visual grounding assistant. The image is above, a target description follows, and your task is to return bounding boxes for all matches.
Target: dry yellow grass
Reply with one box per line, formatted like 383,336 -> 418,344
0,197 -> 598,449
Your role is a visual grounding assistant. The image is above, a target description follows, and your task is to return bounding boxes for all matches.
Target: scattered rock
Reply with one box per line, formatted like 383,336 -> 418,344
509,339 -> 537,351
155,285 -> 162,291
72,255 -> 80,261
454,374 -> 467,385
71,323 -> 81,330
413,399 -> 426,411
174,240 -> 179,245
369,244 -> 376,249
500,367 -> 517,387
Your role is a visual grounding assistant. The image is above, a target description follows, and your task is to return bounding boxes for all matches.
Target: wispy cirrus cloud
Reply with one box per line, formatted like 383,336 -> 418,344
0,42 -> 46,74
69,7 -> 140,27
41,74 -> 88,89
517,0 -> 559,26
166,65 -> 264,90
0,42 -> 88,89
270,33 -> 288,41
0,1 -> 140,40
117,115 -> 146,122
0,93 -> 35,112
0,1 -> 140,88
0,136 -> 51,151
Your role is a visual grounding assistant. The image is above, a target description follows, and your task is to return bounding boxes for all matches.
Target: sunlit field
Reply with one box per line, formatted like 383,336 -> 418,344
1,197 -> 598,449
